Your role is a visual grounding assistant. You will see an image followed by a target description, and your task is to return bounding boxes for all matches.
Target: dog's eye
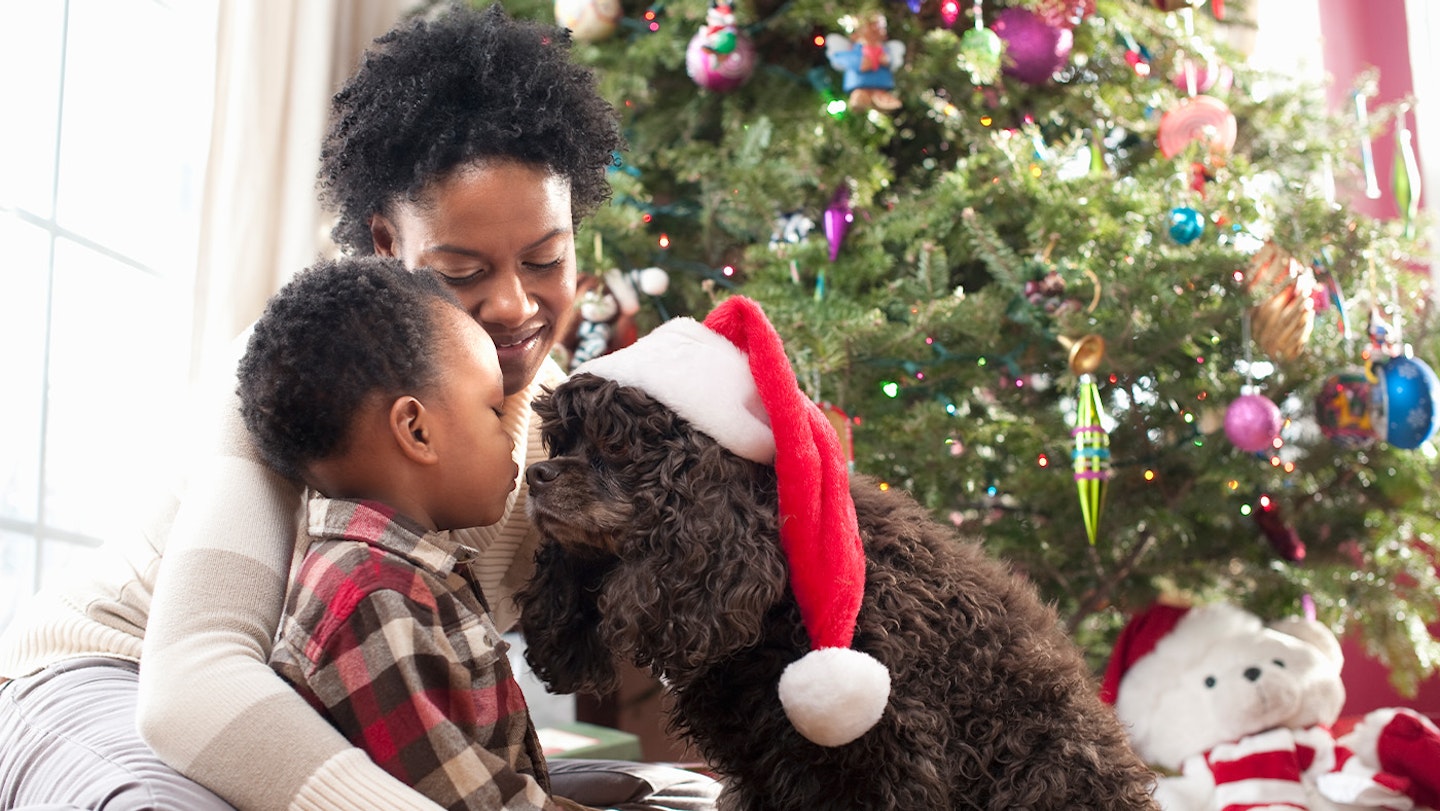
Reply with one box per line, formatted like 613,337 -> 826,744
1272,659 -> 1285,668
1204,676 -> 1217,688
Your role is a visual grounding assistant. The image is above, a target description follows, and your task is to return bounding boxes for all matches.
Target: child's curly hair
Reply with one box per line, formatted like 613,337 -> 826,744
319,3 -> 624,254
237,256 -> 459,481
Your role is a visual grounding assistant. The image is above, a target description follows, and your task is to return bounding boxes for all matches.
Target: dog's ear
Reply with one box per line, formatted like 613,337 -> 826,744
599,440 -> 791,683
517,542 -> 621,696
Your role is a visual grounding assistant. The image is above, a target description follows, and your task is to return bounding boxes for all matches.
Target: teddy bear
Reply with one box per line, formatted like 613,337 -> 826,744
1102,601 -> 1440,811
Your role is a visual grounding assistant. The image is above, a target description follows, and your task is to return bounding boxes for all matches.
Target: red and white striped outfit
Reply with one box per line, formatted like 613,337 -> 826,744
1192,725 -> 1415,811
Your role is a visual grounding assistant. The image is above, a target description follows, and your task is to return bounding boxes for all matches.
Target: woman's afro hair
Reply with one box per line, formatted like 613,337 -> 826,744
319,3 -> 625,254
237,256 -> 460,481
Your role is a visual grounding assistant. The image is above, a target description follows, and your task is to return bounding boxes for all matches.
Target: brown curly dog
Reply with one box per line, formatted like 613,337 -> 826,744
517,374 -> 1159,811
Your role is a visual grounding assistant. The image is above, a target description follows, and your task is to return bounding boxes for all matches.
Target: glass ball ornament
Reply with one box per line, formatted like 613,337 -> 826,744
1370,354 -> 1440,449
991,7 -> 1072,85
685,26 -> 757,92
1167,206 -> 1205,245
1314,369 -> 1375,448
554,0 -> 622,42
1224,393 -> 1282,453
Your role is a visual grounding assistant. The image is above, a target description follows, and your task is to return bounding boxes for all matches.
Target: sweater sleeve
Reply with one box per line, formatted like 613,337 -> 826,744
135,333 -> 444,811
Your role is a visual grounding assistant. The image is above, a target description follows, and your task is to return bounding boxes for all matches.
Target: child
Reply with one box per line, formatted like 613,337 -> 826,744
237,256 -> 588,811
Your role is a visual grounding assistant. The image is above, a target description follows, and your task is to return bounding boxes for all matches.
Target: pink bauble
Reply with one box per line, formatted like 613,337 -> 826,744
685,29 -> 757,93
1224,393 -> 1282,453
991,7 -> 1073,85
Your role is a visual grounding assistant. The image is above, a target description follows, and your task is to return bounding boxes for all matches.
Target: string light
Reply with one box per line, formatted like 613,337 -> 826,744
1240,503 -> 1252,516
980,115 -> 993,127
1037,454 -> 1049,467
1227,479 -> 1239,490
881,381 -> 900,398
1144,469 -> 1156,481
658,233 -> 670,248
878,481 -> 891,491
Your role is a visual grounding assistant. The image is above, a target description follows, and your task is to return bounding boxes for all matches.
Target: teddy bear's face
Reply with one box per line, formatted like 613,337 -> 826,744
1115,605 -> 1346,770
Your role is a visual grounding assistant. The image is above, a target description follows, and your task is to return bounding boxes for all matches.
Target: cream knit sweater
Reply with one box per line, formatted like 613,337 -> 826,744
0,339 -> 566,811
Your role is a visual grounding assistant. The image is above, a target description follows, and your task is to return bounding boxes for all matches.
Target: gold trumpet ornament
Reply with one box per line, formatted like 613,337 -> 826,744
1062,335 -> 1110,545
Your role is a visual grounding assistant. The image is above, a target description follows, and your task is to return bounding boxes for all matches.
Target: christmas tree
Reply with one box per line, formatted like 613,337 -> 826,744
487,0 -> 1440,689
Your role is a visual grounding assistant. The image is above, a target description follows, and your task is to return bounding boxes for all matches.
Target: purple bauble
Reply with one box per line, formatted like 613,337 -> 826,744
1224,393 -> 1282,453
685,28 -> 757,93
991,7 -> 1072,85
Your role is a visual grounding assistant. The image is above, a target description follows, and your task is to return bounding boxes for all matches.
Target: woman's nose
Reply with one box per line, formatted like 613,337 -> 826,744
481,269 -> 537,326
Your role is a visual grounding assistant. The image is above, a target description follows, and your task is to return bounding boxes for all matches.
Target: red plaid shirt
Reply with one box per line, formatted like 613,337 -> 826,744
271,498 -> 566,811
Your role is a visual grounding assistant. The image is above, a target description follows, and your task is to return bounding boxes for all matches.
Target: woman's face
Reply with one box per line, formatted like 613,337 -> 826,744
371,160 -> 577,397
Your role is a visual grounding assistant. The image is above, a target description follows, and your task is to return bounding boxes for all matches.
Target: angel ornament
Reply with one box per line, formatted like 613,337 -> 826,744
826,13 -> 905,113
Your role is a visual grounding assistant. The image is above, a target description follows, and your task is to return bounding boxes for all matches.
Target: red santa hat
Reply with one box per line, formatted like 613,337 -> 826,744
575,295 -> 891,747
1098,602 -> 1191,705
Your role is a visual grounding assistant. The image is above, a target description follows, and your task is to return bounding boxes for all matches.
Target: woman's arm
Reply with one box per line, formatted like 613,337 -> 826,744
136,338 -> 444,811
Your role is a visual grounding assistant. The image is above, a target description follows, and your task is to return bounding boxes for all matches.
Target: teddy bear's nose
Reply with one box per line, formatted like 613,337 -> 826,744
1244,667 -> 1262,682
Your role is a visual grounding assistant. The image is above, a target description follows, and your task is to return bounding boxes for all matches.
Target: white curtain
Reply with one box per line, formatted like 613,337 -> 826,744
190,0 -> 420,380
1405,0 -> 1440,294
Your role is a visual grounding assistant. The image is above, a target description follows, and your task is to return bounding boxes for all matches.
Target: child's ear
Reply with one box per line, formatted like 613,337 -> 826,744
389,396 -> 439,465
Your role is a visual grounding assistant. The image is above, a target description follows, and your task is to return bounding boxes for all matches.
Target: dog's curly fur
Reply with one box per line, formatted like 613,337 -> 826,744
517,375 -> 1159,811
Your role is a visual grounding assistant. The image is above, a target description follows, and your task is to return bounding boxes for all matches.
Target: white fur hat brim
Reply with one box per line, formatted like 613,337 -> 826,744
575,317 -> 776,463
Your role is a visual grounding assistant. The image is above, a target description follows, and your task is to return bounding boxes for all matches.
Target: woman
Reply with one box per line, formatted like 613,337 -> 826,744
0,6 -> 718,810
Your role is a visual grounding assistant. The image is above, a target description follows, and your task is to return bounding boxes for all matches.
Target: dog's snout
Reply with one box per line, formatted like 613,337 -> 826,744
1243,666 -> 1262,682
526,460 -> 562,489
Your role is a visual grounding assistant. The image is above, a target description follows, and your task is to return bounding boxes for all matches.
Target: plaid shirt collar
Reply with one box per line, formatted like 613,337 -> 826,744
305,496 -> 479,578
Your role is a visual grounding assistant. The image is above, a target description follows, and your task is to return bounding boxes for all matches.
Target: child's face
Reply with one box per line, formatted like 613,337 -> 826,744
426,303 -> 519,530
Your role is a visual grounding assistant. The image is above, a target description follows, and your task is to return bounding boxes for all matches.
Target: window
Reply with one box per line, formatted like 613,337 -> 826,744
0,0 -> 217,630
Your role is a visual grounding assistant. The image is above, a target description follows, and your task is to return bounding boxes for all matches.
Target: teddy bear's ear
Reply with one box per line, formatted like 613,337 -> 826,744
1268,616 -> 1343,666
1269,616 -> 1347,728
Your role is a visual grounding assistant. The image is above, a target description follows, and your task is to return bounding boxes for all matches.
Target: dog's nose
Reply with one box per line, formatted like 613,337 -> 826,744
1243,666 -> 1262,682
526,460 -> 561,489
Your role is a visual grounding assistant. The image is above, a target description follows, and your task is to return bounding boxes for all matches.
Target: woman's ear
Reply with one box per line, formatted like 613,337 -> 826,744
389,396 -> 439,465
370,213 -> 399,257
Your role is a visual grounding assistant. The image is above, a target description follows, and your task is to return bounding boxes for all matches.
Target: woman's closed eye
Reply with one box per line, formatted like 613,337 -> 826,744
432,265 -> 486,285
523,257 -> 565,271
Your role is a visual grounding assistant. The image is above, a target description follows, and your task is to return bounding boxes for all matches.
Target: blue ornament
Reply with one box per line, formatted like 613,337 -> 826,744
1371,354 -> 1440,449
1167,206 -> 1205,245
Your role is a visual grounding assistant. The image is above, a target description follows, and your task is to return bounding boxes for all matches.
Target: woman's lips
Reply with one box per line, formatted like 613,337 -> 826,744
492,326 -> 544,360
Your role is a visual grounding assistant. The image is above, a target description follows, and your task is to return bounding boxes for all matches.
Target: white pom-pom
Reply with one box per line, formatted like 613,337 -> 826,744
634,266 -> 670,296
778,647 -> 890,747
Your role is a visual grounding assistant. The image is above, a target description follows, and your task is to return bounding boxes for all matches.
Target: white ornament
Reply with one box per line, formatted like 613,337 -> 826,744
555,0 -> 621,43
